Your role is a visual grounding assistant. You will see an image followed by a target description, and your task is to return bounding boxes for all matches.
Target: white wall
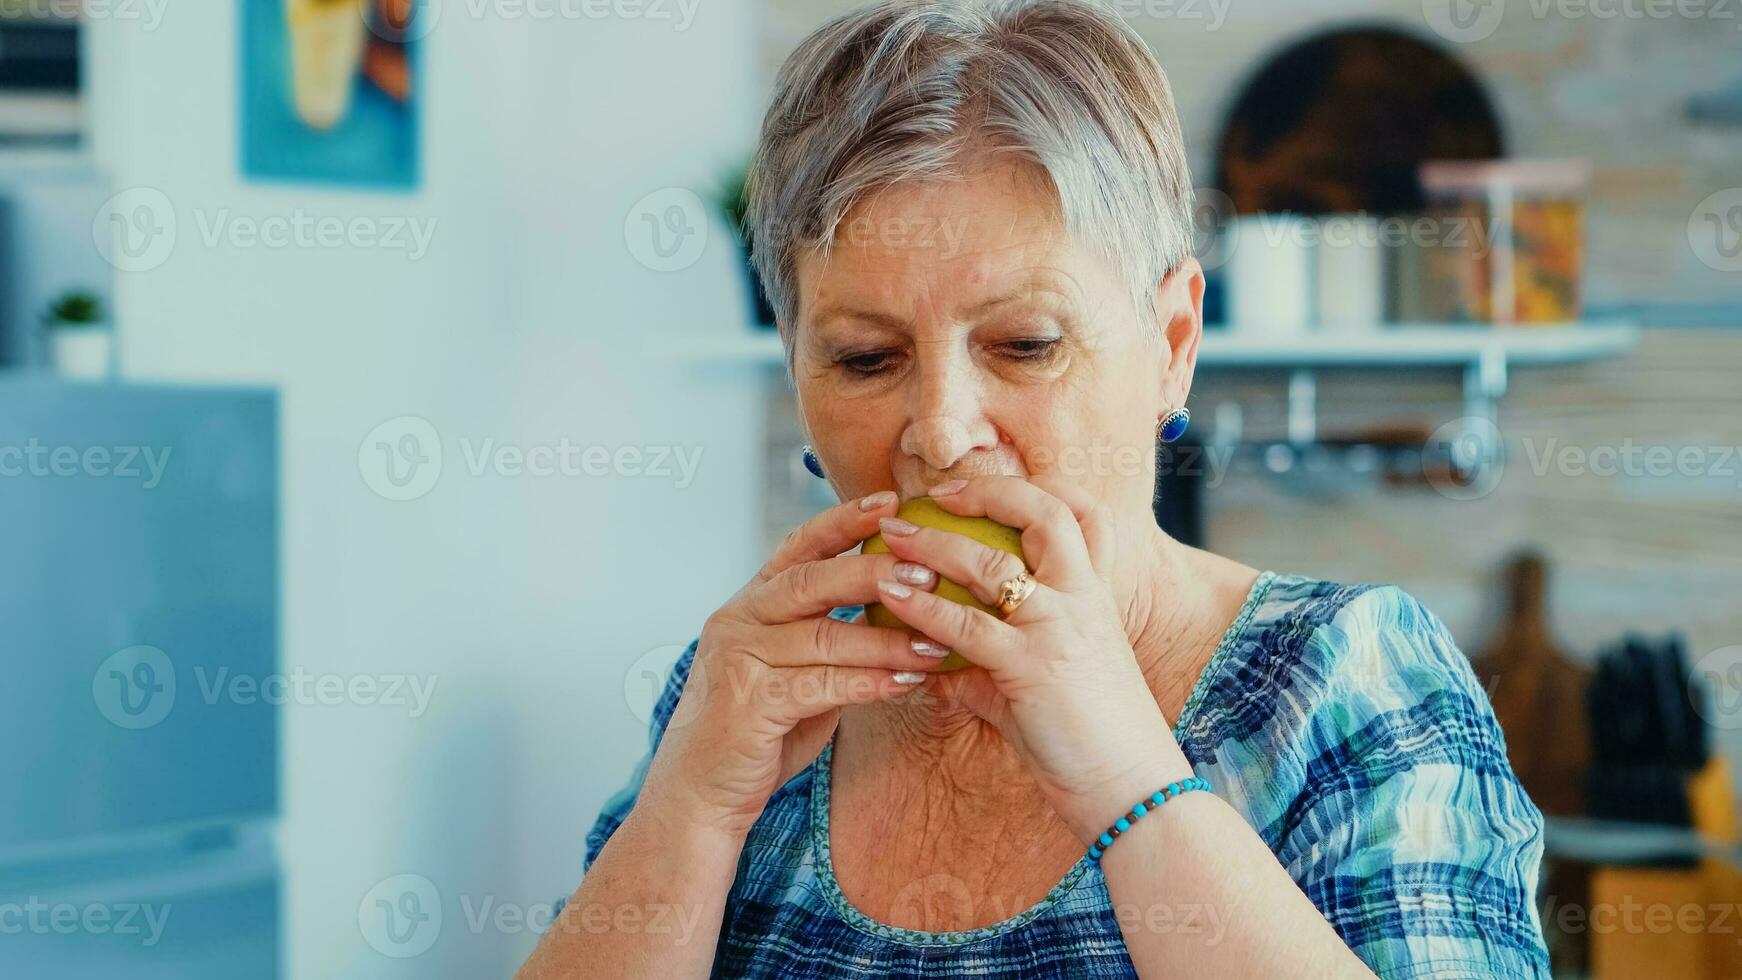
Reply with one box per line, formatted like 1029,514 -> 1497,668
90,4 -> 767,976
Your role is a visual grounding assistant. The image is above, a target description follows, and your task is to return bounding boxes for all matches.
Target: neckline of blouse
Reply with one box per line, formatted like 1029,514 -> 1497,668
806,568 -> 1278,947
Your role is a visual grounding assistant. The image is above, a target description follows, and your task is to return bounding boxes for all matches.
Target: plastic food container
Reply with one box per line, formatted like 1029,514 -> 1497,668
1417,159 -> 1590,324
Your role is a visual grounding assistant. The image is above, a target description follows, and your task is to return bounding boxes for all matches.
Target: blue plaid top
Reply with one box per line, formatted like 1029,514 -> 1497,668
578,571 -> 1550,978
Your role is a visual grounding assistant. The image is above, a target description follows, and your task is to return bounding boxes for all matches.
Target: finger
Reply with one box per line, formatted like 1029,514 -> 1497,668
873,515 -> 1039,613
1021,473 -> 1118,579
756,490 -> 900,583
743,552 -> 938,624
752,617 -> 954,672
925,476 -> 1097,589
874,578 -> 1022,674
763,664 -> 929,724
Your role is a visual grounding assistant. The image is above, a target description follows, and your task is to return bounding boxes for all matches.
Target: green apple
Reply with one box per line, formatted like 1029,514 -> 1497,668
860,496 -> 1025,672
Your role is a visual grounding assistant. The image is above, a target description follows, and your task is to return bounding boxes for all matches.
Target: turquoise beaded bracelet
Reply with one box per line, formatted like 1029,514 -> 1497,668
1086,776 -> 1211,862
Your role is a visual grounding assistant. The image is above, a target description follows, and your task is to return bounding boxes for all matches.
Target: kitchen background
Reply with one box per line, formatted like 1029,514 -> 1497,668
1,0 -> 1738,977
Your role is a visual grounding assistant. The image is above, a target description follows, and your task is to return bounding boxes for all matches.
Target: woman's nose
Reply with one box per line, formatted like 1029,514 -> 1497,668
900,414 -> 979,472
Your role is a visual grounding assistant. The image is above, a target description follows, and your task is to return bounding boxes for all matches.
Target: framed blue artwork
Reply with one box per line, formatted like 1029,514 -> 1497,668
241,0 -> 421,189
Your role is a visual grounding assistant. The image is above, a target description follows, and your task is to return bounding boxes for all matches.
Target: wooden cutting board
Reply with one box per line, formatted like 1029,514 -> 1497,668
1475,552 -> 1592,818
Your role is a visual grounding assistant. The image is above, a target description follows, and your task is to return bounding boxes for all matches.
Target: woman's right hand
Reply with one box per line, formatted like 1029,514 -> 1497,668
635,490 -> 947,840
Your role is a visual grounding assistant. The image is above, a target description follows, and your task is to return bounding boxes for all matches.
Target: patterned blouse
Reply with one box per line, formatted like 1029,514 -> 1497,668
576,571 -> 1551,978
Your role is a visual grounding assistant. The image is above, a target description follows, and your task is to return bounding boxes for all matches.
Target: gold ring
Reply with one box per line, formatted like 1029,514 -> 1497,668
996,571 -> 1037,617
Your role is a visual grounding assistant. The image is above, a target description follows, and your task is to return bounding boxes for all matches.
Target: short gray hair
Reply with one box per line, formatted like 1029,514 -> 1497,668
743,0 -> 1195,368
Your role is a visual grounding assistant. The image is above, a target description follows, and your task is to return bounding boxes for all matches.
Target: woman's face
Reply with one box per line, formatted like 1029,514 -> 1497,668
789,158 -> 1203,519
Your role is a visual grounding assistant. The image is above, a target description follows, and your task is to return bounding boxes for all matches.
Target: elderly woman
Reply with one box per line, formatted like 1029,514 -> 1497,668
520,1 -> 1548,976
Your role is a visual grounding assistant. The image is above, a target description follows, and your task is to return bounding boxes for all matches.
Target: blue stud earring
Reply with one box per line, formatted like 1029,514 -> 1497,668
1159,407 -> 1190,443
801,444 -> 825,479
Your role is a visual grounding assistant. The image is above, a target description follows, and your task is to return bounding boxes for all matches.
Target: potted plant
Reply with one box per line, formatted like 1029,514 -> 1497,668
41,290 -> 114,380
712,164 -> 777,329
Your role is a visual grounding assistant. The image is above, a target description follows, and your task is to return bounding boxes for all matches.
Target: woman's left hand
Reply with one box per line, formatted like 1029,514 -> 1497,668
870,474 -> 1198,847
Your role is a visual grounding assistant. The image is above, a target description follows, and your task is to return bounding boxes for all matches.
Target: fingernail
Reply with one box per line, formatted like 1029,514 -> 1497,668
928,479 -> 967,496
893,561 -> 935,587
860,491 -> 897,511
878,578 -> 912,600
878,516 -> 919,537
911,638 -> 950,659
892,671 -> 927,684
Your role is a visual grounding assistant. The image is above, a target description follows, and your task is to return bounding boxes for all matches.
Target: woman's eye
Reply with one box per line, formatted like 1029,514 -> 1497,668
999,338 -> 1059,360
840,351 -> 896,375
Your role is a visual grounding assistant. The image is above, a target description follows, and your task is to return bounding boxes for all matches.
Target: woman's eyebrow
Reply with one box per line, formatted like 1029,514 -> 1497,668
810,274 -> 1077,330
809,305 -> 910,332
